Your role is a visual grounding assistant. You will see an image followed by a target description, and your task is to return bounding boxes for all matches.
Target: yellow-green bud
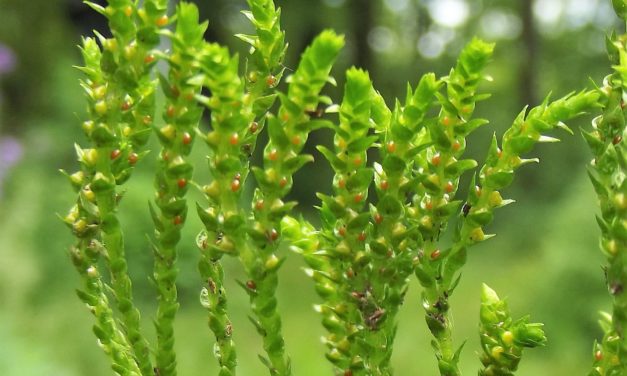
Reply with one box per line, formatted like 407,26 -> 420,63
491,346 -> 504,360
94,100 -> 107,115
73,219 -> 88,234
160,124 -> 176,140
86,266 -> 98,278
84,149 -> 99,167
203,181 -> 220,199
501,331 -> 514,346
265,254 -> 280,271
613,193 -> 626,210
70,171 -> 85,186
469,227 -> 485,242
83,187 -> 95,202
93,85 -> 106,100
420,216 -> 432,229
489,191 -> 503,207
104,38 -> 117,52
65,206 -> 79,224
82,121 -> 94,134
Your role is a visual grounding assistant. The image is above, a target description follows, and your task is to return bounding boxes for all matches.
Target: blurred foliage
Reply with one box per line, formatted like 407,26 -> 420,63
0,0 -> 619,374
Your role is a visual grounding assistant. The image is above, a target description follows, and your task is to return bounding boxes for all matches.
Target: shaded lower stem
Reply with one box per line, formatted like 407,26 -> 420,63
97,183 -> 153,376
198,247 -> 237,375
70,241 -> 142,376
239,242 -> 290,376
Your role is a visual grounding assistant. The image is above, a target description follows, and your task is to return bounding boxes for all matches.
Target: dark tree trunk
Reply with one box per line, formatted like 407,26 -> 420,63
348,0 -> 373,71
520,0 -> 537,106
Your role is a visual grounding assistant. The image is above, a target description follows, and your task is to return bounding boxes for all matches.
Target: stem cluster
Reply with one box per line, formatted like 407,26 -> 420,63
62,1 -> 625,375
585,3 -> 627,374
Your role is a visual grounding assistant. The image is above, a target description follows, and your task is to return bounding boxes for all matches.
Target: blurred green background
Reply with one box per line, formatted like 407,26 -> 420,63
0,0 -> 619,374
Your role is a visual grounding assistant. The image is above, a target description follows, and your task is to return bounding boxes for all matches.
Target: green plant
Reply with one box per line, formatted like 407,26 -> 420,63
61,0 -> 625,375
584,2 -> 627,374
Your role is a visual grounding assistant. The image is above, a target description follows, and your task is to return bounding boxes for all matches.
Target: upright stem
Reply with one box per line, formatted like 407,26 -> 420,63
97,178 -> 153,376
198,250 -> 237,376
587,17 -> 627,372
150,4 -> 207,375
70,239 -> 142,376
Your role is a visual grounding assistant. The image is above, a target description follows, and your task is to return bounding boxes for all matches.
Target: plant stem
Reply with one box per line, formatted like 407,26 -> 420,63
70,239 -> 142,376
149,4 -> 207,375
96,177 -> 153,376
587,16 -> 627,373
198,245 -> 237,375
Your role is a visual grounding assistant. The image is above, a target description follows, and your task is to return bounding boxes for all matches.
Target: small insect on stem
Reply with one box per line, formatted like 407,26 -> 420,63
241,143 -> 253,158
462,203 -> 471,217
207,278 -> 217,294
305,106 -> 325,118
365,308 -> 386,329
613,134 -> 622,145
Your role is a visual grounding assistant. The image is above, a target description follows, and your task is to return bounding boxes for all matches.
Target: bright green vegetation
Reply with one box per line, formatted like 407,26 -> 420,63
57,0 -> 626,375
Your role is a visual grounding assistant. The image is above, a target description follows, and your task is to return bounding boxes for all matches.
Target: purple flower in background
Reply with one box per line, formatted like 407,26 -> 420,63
0,137 -> 23,199
0,43 -> 16,75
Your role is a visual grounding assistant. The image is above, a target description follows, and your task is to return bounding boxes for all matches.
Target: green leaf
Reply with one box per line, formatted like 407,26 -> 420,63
287,29 -> 344,109
455,118 -> 489,136
84,1 -> 105,15
484,170 -> 514,190
445,159 -> 478,176
254,94 -> 278,114
435,200 -> 462,218
528,117 -> 554,132
512,321 -> 547,348
612,0 -> 627,19
284,154 -> 315,173
278,93 -> 303,117
435,92 -> 458,115
378,195 -> 403,218
270,201 -> 299,218
159,198 -> 187,218
507,135 -> 536,155
150,202 -> 165,231
252,166 -> 272,191
346,168 -> 373,191
427,119 -> 451,149
317,145 -> 346,171
91,125 -> 117,146
343,67 -> 372,105
347,135 -> 378,153
235,33 -> 258,47
467,208 -> 493,227
390,122 -> 415,141
297,119 -> 334,132
412,72 -> 441,106
223,214 -> 245,233
457,37 -> 495,75
406,141 -> 433,159
347,212 -> 371,232
317,193 -> 345,217
382,155 -> 407,174
267,115 -> 290,148
212,156 -> 240,177
176,2 -> 207,45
